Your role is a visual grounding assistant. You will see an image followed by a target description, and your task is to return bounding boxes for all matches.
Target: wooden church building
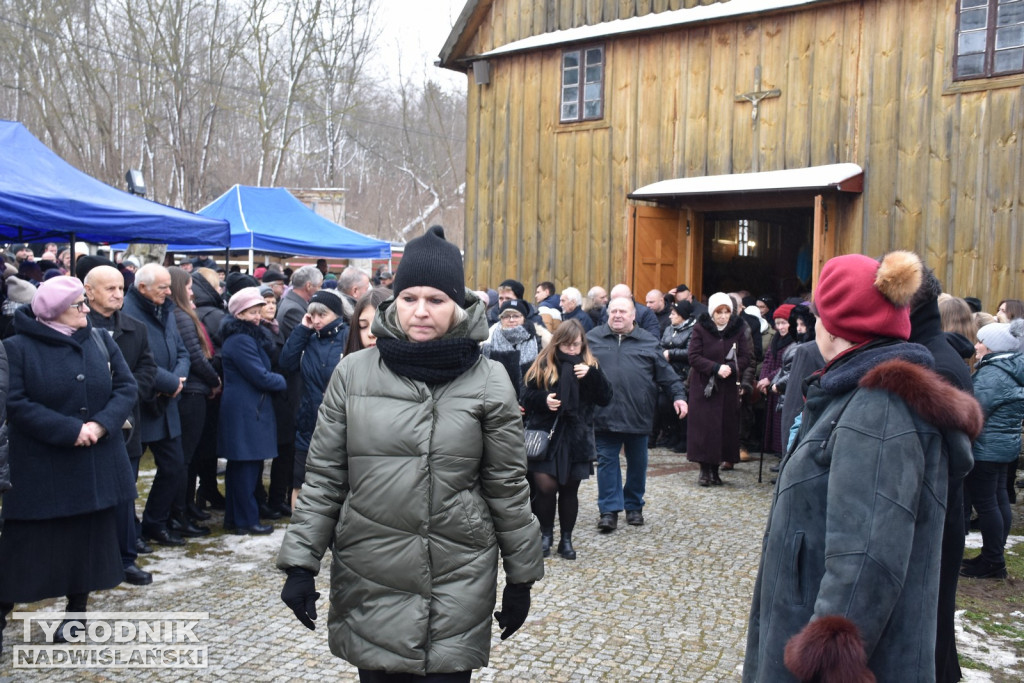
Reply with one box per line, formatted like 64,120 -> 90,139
438,0 -> 1024,307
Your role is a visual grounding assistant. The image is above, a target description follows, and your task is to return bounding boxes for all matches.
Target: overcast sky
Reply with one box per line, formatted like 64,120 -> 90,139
372,0 -> 466,90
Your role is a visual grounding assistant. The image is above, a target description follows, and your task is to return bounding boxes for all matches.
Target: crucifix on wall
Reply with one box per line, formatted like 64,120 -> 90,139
735,65 -> 781,126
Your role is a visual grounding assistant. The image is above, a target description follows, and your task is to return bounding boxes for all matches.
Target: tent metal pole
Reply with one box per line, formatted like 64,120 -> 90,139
70,233 -> 77,274
248,249 -> 254,274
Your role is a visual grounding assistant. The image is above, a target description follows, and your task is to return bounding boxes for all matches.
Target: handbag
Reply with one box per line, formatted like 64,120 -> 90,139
524,415 -> 560,461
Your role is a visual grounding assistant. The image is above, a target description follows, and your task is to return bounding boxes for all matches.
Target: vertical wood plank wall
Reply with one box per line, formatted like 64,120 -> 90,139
460,0 -> 1024,306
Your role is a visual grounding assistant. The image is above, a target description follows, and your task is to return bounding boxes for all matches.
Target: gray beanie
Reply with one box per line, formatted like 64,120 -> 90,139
392,225 -> 465,306
978,319 -> 1024,354
5,276 -> 36,304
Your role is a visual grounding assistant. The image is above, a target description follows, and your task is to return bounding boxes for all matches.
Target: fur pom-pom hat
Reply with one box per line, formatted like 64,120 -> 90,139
978,318 -> 1024,354
814,251 -> 923,343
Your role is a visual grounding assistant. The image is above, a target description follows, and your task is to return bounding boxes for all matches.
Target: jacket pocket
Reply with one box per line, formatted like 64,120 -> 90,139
790,531 -> 805,605
460,489 -> 496,549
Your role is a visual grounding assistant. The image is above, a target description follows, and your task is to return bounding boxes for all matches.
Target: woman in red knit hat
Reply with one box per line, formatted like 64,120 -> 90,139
743,251 -> 983,683
755,303 -> 796,456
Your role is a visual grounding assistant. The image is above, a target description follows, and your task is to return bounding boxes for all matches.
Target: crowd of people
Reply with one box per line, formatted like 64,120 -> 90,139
0,236 -> 1020,683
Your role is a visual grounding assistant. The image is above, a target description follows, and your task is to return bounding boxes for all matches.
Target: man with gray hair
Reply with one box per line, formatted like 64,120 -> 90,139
277,265 -> 323,338
587,285 -> 609,327
337,266 -> 370,321
559,287 -> 594,331
121,263 -> 192,546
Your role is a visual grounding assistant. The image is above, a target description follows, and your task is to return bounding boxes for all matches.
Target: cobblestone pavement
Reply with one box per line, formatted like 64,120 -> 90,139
0,450 -> 984,681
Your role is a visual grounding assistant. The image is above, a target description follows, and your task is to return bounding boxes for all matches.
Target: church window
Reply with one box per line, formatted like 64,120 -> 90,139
560,46 -> 604,122
955,0 -> 1024,79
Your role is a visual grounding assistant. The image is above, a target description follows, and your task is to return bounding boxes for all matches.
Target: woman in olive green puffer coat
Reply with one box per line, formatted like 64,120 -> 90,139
277,227 -> 543,680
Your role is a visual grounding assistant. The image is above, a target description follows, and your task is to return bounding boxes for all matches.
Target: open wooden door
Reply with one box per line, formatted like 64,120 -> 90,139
629,205 -> 682,295
811,194 -> 836,290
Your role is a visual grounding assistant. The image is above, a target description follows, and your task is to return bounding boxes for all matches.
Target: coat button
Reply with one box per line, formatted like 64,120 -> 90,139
80,408 -> 88,416
76,374 -> 85,381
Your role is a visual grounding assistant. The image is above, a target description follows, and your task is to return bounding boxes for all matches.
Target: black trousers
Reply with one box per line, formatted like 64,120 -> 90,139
178,392 -> 207,509
141,436 -> 185,533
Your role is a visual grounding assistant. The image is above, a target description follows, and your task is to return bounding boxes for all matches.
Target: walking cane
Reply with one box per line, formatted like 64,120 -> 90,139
757,406 -> 768,484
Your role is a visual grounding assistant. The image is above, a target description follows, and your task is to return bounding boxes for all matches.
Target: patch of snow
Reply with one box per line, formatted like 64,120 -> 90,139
630,163 -> 863,197
477,0 -> 829,59
964,531 -> 1024,550
956,609 -> 1024,680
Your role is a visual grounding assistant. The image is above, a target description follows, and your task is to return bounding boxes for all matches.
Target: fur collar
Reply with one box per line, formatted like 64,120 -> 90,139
696,312 -> 745,337
861,357 -> 983,440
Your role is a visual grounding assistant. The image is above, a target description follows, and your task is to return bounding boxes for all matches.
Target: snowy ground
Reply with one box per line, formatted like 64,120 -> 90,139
958,531 -> 1024,681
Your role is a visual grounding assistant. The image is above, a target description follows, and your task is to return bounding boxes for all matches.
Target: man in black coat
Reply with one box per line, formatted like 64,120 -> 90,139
121,264 -> 191,547
85,265 -> 158,585
588,298 -> 687,532
644,289 -> 672,336
909,267 -> 974,683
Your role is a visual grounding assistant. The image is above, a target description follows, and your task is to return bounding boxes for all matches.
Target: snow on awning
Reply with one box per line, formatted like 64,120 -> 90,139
476,0 -> 829,60
628,163 -> 864,200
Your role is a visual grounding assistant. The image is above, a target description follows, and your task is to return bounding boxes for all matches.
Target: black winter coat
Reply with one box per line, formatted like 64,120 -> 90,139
909,292 -> 976,683
587,324 -> 685,434
88,309 -> 158,460
2,308 -> 136,520
192,274 -> 227,341
521,363 -> 613,472
0,344 -> 8,493
660,318 -> 697,378
173,307 -> 220,396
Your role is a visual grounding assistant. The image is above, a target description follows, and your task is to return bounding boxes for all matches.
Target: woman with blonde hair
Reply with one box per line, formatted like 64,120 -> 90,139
278,226 -> 542,678
522,319 -> 612,560
938,296 -> 977,369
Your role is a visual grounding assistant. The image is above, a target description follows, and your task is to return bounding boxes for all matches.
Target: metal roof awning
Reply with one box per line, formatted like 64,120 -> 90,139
628,163 -> 864,200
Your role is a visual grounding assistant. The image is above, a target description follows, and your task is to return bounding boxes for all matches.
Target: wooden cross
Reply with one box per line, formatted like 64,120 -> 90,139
735,65 -> 781,126
641,239 -> 674,285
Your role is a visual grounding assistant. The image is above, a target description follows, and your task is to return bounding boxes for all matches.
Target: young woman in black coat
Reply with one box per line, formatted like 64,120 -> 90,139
168,267 -> 220,534
521,320 -> 613,560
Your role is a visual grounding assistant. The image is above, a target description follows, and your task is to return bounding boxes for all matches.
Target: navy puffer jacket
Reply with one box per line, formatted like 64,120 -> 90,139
278,317 -> 349,452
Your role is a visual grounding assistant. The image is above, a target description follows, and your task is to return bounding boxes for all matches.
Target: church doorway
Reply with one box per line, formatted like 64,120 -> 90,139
701,208 -> 814,306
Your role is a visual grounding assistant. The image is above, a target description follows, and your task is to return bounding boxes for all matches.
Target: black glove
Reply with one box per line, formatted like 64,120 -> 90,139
281,567 -> 320,630
493,582 -> 531,640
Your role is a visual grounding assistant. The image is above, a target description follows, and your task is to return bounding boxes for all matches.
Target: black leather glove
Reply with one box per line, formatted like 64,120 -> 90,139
493,582 -> 531,640
281,567 -> 320,630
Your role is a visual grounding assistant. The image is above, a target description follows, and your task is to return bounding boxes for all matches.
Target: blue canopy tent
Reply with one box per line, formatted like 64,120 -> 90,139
0,120 -> 230,249
165,185 -> 391,269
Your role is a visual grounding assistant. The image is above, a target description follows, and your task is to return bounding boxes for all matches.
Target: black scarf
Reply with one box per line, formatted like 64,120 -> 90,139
555,350 -> 583,416
769,330 -> 795,355
376,336 -> 481,384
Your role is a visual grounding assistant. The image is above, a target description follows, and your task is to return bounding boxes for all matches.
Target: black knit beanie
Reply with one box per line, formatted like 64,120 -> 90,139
499,278 -> 525,300
393,225 -> 465,306
310,290 -> 345,317
226,272 -> 259,295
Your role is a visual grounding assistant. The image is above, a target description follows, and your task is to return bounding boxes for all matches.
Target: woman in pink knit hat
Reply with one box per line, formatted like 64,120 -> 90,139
0,276 -> 137,647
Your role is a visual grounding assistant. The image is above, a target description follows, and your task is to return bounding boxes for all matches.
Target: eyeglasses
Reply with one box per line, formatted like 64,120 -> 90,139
70,300 -> 89,312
